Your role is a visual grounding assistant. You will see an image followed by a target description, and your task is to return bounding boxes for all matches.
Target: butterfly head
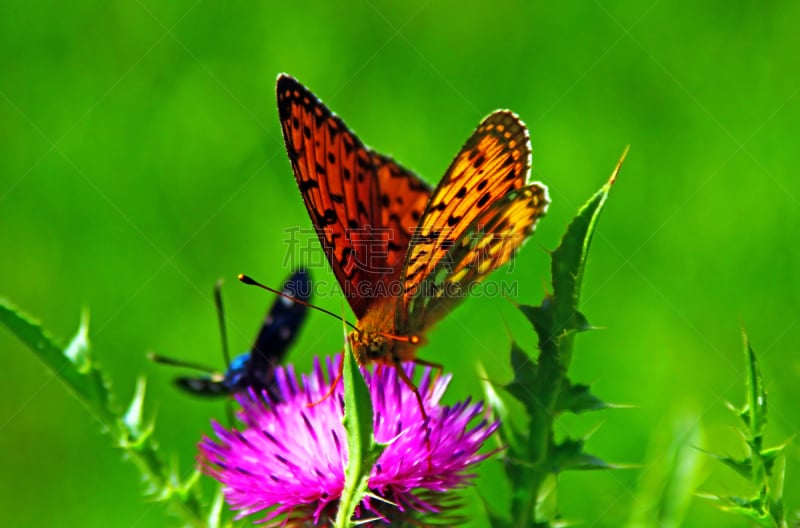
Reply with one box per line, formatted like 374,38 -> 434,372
348,328 -> 422,366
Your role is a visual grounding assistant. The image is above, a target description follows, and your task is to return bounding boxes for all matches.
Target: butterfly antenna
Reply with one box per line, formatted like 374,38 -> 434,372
147,352 -> 217,374
213,279 -> 232,368
377,332 -> 421,345
238,273 -> 360,332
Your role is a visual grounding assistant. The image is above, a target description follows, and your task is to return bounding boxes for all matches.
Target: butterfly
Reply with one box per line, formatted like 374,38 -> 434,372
276,74 -> 548,400
152,269 -> 311,398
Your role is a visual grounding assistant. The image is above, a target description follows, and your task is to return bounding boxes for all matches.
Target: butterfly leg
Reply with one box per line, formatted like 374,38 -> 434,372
394,362 -> 435,468
411,357 -> 444,397
306,353 -> 345,408
394,363 -> 429,422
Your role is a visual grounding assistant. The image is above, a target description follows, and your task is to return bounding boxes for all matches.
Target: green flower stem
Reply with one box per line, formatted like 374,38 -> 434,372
527,353 -> 564,508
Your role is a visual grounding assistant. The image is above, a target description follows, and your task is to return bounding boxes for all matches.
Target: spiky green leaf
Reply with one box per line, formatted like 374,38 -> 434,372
64,308 -> 91,371
124,376 -> 148,438
719,456 -> 753,480
744,333 -> 768,439
0,299 -> 114,424
556,381 -> 610,414
550,438 -> 611,472
550,150 -> 627,330
706,334 -> 792,528
480,363 -> 525,455
518,302 -> 553,346
504,342 -> 539,413
706,495 -> 775,528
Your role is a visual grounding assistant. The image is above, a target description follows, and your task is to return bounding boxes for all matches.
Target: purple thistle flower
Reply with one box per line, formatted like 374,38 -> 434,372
200,354 -> 499,526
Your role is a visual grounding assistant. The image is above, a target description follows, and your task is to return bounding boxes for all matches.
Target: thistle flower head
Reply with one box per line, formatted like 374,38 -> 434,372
200,355 -> 498,525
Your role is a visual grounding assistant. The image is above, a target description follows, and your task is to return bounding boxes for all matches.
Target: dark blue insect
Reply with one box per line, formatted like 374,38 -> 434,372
152,269 -> 311,398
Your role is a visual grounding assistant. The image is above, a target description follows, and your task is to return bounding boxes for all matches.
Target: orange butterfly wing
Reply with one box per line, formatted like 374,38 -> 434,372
407,184 -> 548,330
400,111 -> 548,332
370,151 -> 433,279
277,75 -> 432,320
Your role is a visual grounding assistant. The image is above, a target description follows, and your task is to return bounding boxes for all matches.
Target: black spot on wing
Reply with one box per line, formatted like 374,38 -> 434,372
299,179 -> 319,192
327,121 -> 339,141
343,136 -> 354,155
320,209 -> 338,226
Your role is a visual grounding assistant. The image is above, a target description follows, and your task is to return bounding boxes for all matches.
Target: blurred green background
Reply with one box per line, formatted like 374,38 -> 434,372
2,2 -> 799,527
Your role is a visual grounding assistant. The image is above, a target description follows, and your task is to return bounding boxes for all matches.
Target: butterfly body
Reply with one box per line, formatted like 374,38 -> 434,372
220,352 -> 252,389
173,269 -> 311,397
175,351 -> 252,396
277,75 -> 548,372
348,319 -> 424,367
